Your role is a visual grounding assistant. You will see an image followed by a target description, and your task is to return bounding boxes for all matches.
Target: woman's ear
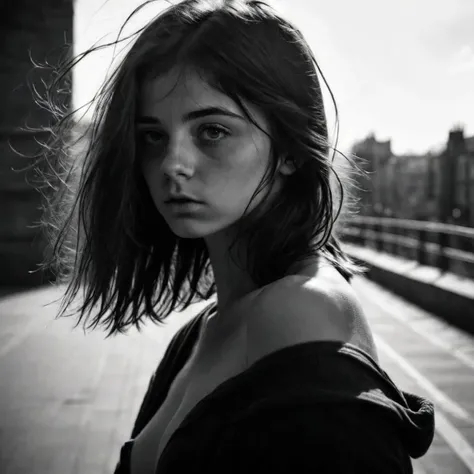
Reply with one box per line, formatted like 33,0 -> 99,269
278,155 -> 296,176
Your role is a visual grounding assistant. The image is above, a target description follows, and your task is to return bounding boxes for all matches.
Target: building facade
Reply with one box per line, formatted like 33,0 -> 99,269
0,1 -> 73,286
451,130 -> 474,226
351,128 -> 474,227
351,133 -> 392,216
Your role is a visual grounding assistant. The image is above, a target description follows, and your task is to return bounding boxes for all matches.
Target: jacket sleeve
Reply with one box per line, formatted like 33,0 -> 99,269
207,402 -> 413,474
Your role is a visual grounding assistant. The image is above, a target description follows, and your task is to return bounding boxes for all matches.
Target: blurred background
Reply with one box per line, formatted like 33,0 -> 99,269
1,1 -> 474,473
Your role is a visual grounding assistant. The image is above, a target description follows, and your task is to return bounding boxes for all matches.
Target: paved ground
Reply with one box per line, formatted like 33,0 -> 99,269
352,278 -> 474,474
0,277 -> 473,473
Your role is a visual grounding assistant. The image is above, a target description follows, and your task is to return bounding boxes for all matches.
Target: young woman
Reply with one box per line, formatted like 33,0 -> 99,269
39,0 -> 434,472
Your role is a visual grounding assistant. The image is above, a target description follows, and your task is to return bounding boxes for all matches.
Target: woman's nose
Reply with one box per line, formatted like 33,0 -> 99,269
161,134 -> 195,179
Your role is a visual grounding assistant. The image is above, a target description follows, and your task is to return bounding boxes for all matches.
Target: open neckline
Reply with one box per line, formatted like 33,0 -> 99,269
154,308 -> 400,472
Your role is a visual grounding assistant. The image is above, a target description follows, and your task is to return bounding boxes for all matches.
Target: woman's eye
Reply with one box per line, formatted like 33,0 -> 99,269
199,125 -> 230,143
139,130 -> 165,145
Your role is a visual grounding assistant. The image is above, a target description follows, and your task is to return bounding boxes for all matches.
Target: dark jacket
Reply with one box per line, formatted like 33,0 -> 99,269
115,303 -> 435,473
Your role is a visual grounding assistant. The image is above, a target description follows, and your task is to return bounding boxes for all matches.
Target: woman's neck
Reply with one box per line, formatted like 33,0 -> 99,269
205,231 -> 327,316
205,237 -> 257,315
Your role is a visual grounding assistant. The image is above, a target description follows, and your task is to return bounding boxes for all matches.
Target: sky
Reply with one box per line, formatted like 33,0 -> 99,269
73,0 -> 474,155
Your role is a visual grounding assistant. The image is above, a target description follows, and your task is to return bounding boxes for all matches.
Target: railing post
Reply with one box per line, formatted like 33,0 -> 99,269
417,228 -> 427,265
385,220 -> 392,254
356,221 -> 363,246
357,221 -> 364,246
370,220 -> 376,249
375,220 -> 383,251
362,220 -> 369,247
437,232 -> 449,272
394,224 -> 401,257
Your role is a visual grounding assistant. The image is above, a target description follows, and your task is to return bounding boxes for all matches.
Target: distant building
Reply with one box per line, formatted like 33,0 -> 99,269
465,135 -> 474,154
387,153 -> 437,220
350,127 -> 474,227
449,130 -> 474,226
351,133 -> 392,215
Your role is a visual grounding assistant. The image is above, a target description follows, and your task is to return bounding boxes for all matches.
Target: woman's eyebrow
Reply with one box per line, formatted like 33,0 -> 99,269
184,107 -> 246,122
136,106 -> 246,125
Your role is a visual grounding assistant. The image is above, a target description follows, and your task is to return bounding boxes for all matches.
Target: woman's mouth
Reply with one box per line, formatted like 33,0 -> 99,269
165,199 -> 204,212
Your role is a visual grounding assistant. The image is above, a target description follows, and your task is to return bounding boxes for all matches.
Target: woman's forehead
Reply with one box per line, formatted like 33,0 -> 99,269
138,69 -> 240,116
137,68 -> 271,134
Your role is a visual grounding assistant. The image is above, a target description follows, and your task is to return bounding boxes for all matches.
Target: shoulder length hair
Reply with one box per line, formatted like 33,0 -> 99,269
37,0 -> 367,337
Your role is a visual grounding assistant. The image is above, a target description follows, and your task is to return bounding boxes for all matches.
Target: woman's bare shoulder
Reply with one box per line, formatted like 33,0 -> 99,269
244,270 -> 379,364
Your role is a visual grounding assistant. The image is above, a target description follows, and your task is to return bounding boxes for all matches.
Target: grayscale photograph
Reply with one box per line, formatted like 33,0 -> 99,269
1,0 -> 473,473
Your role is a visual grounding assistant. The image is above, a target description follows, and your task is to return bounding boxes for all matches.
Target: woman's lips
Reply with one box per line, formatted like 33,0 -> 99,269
165,200 -> 204,213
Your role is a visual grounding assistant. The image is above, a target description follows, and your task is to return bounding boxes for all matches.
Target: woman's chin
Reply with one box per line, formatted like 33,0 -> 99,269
167,222 -> 215,239
164,214 -> 234,240
174,230 -> 206,239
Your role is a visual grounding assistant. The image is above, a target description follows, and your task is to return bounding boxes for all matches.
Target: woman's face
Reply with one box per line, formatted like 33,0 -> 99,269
137,69 -> 286,239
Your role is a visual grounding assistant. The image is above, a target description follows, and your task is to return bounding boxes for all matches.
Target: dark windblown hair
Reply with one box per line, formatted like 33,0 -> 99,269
35,0 -> 367,337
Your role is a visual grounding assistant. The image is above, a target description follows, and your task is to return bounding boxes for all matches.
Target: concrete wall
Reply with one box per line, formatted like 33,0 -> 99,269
344,243 -> 474,335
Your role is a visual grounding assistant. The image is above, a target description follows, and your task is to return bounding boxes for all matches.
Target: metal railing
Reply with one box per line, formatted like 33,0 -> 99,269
340,216 -> 474,279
